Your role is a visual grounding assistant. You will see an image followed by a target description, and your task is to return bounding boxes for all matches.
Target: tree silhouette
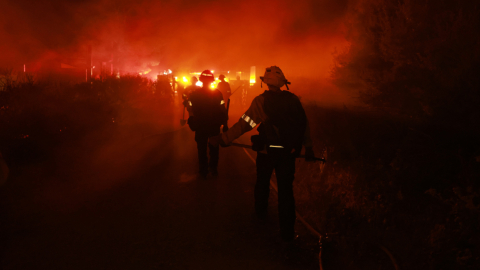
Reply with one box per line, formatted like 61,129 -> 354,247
333,0 -> 480,125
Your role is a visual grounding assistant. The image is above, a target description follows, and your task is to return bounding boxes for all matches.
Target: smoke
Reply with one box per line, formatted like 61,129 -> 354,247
2,0 -> 352,72
0,0 -> 361,105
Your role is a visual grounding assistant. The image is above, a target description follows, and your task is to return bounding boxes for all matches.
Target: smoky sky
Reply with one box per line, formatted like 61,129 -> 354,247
1,0 -> 352,77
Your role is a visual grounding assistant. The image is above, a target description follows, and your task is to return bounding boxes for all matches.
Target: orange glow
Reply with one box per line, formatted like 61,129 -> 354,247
1,0 -> 353,106
250,66 -> 256,85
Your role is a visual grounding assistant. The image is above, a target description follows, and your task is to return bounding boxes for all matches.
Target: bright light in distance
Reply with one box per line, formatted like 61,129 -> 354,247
250,66 -> 256,85
211,70 -> 214,73
196,81 -> 203,87
183,76 -> 188,83
210,81 -> 219,90
168,69 -> 172,74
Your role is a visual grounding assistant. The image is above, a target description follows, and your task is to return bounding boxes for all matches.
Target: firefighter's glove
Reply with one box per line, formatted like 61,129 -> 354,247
251,135 -> 265,152
305,147 -> 315,162
209,135 -> 229,148
222,125 -> 229,132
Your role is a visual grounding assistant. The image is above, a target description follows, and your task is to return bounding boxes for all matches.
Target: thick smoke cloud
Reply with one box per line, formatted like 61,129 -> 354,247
2,0 -> 352,77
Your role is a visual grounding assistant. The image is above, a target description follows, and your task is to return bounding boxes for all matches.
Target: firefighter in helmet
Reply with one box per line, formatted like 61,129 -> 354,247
217,74 -> 231,107
188,70 -> 228,178
209,66 -> 315,241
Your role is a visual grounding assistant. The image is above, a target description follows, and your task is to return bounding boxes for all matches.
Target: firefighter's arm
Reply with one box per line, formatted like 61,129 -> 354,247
295,98 -> 315,160
292,96 -> 313,148
221,96 -> 267,145
226,83 -> 232,95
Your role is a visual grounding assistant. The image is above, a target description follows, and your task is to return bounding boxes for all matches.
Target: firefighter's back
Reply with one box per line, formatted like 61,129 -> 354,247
189,88 -> 225,135
259,90 -> 307,152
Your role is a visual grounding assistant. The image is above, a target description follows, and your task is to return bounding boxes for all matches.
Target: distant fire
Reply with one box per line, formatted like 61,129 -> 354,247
139,69 -> 151,75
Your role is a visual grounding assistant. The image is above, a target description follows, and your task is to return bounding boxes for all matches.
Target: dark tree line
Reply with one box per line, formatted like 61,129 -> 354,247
304,1 -> 480,268
333,0 -> 480,126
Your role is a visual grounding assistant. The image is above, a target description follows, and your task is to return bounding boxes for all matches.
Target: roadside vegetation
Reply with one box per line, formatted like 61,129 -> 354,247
0,72 -> 173,167
294,0 -> 480,269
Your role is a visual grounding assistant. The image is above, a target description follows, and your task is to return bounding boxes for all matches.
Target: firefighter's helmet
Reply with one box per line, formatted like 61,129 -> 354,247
260,66 -> 290,88
199,70 -> 215,83
219,74 -> 226,81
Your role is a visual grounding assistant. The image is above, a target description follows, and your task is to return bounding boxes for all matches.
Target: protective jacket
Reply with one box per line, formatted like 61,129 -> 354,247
188,88 -> 228,137
221,90 -> 312,154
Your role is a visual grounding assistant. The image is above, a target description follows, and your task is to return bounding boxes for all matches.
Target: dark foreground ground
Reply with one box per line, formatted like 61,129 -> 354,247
0,121 -> 320,269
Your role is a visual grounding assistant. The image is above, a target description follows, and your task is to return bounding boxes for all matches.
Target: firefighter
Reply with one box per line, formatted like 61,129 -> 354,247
217,74 -> 231,107
209,66 -> 315,241
184,76 -> 199,97
188,70 -> 228,178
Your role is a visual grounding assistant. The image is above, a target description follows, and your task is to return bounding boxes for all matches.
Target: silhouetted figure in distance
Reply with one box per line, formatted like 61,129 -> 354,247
188,70 -> 228,178
217,74 -> 231,107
